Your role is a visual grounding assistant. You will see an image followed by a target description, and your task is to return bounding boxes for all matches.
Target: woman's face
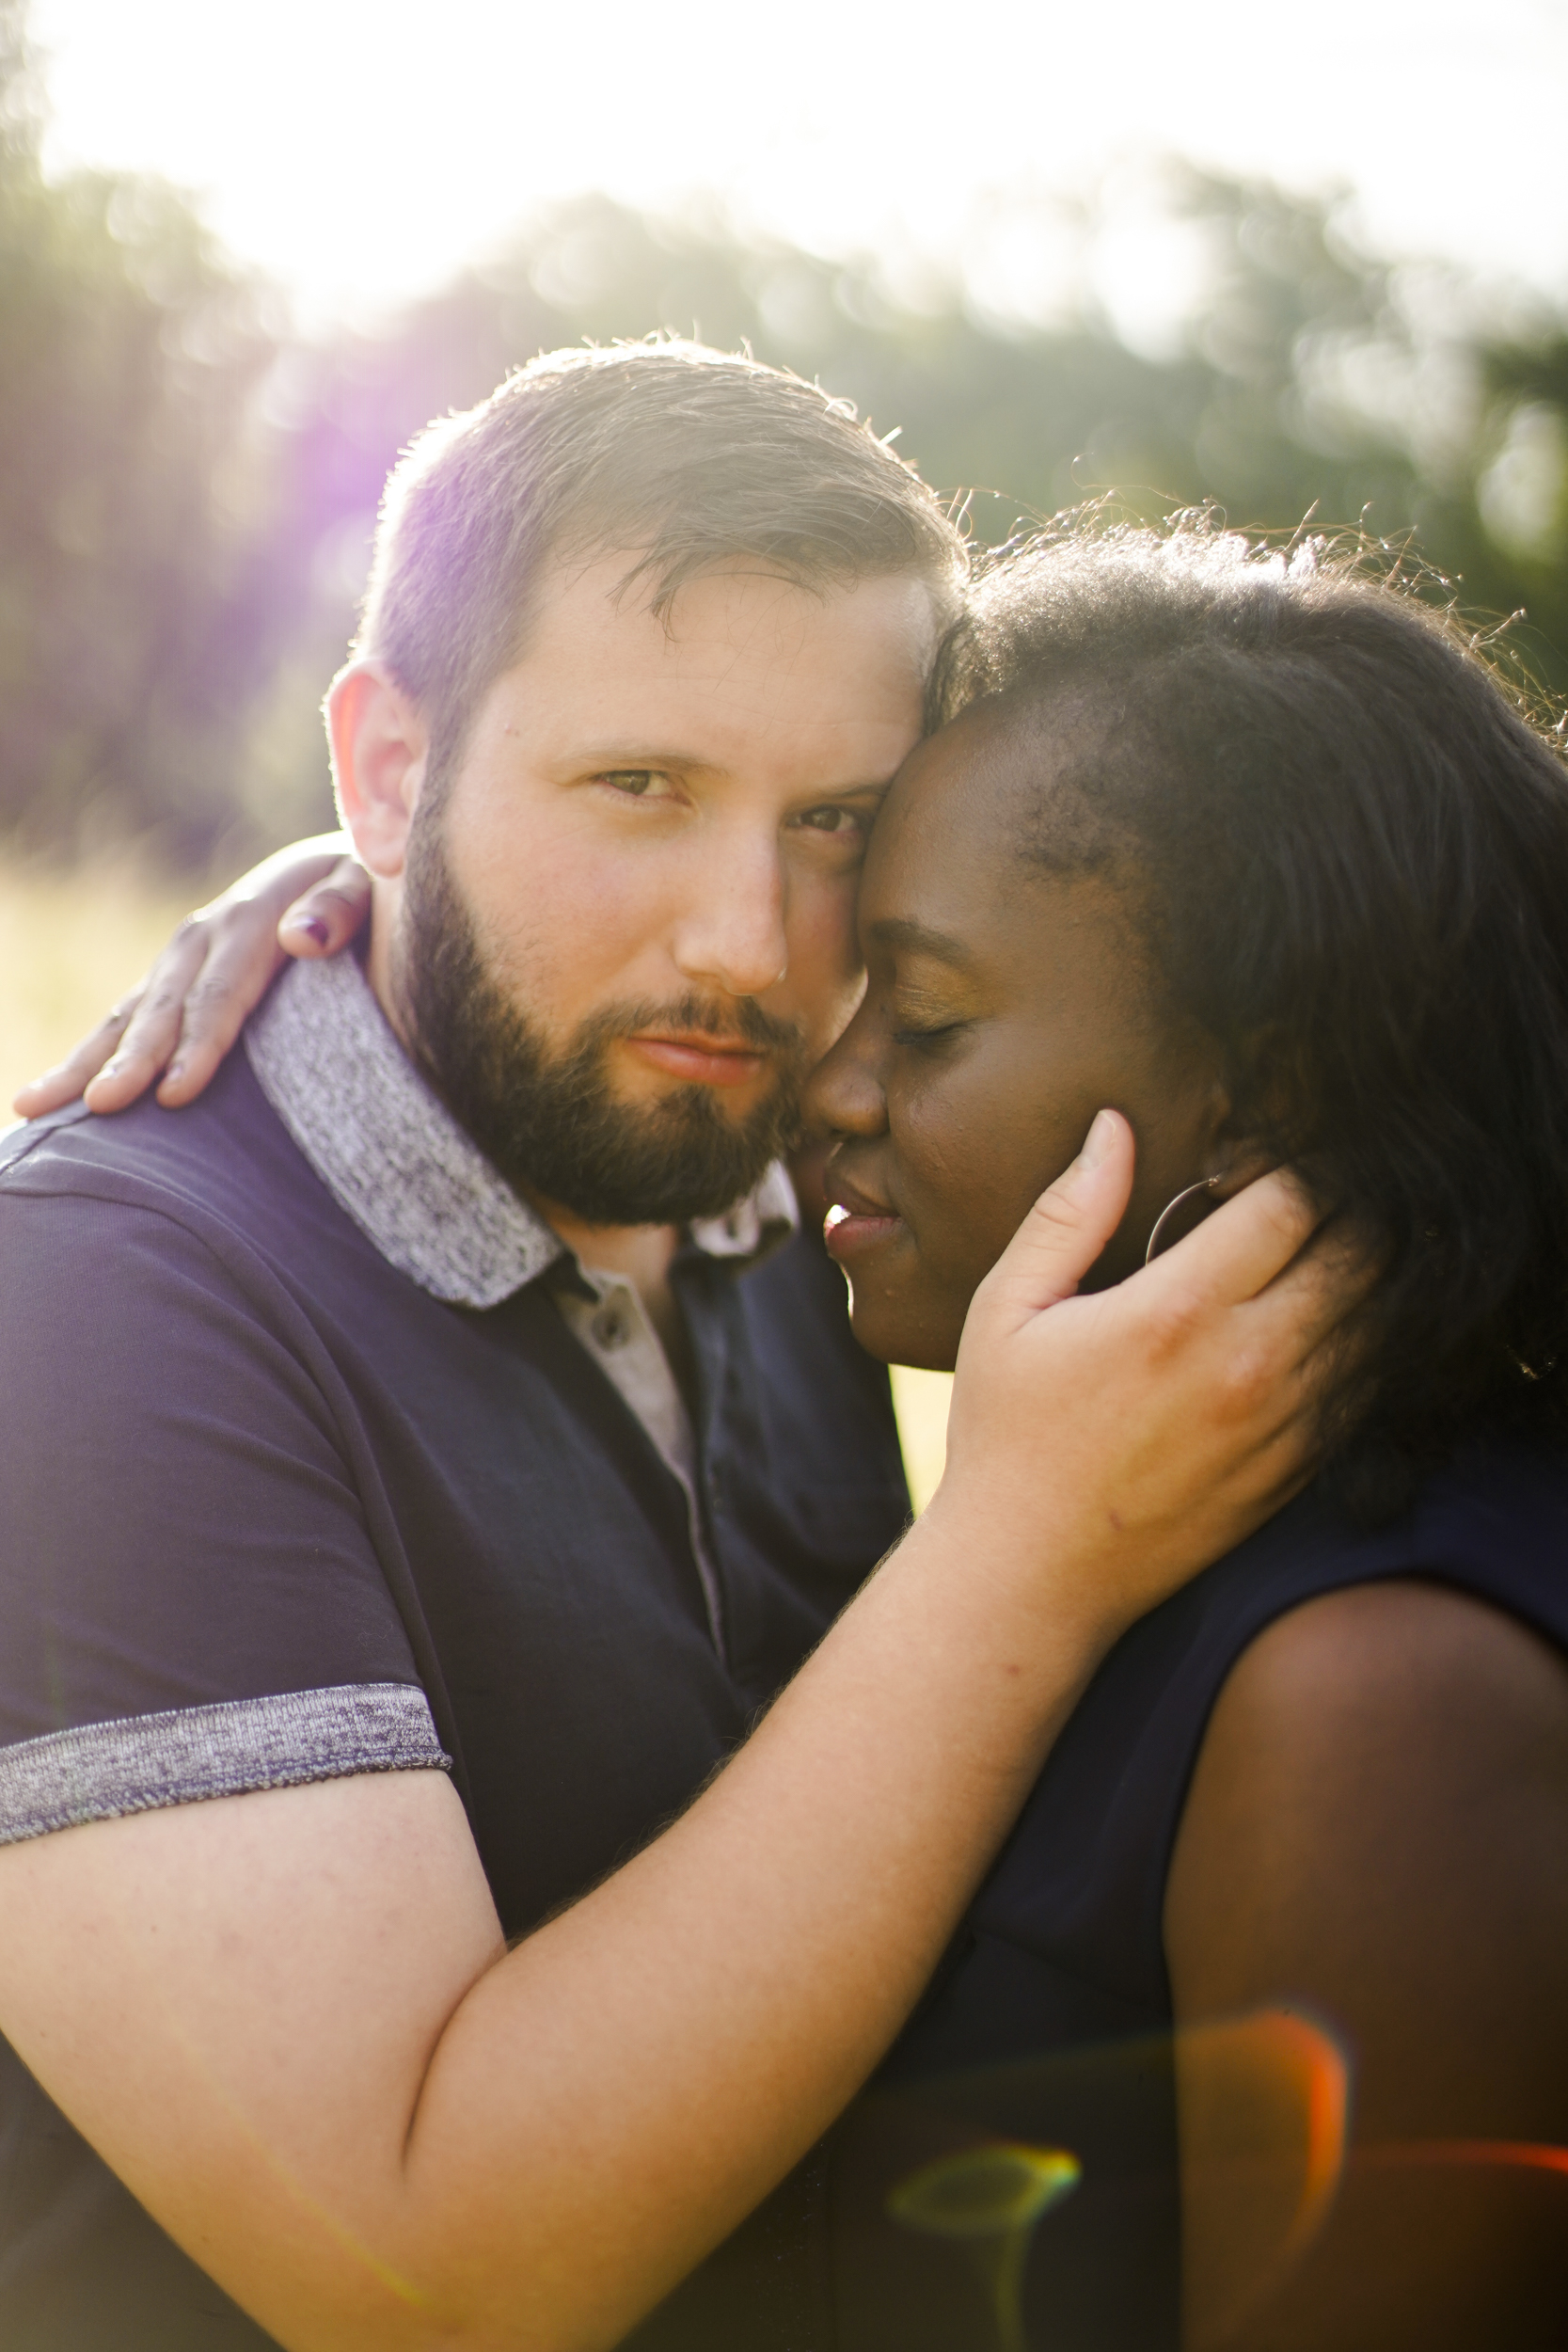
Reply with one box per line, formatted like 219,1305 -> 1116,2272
807,698 -> 1229,1370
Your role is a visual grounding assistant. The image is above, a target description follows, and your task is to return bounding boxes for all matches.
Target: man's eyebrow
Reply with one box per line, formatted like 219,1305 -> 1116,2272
868,916 -> 974,966
567,752 -> 893,798
571,753 -> 902,809
571,747 -> 724,774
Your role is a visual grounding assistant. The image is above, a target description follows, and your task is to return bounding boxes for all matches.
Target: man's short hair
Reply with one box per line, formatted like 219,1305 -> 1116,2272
354,339 -> 970,797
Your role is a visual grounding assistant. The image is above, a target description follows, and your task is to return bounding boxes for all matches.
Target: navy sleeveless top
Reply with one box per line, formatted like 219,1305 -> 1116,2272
807,1434 -> 1568,2352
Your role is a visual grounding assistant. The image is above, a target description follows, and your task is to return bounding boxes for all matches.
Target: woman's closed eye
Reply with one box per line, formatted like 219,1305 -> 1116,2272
890,1013 -> 969,1050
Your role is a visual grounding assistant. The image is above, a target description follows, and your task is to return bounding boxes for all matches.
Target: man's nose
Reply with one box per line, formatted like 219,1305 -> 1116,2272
672,830 -> 790,1002
802,1011 -> 887,1138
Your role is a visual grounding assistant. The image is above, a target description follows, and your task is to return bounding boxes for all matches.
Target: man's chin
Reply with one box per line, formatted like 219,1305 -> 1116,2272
517,1086 -> 798,1230
395,840 -> 799,1225
605,1052 -> 800,1147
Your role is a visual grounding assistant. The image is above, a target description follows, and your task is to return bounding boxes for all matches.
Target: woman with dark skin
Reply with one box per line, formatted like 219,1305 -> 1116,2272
23,524 -> 1568,2347
805,529 -> 1568,2350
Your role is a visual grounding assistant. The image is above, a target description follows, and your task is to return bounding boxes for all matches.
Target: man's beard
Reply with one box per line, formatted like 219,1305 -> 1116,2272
396,818 -> 807,1229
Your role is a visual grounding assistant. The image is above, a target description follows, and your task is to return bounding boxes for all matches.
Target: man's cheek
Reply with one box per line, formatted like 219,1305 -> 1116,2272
481,874 -> 654,1013
786,884 -> 865,1056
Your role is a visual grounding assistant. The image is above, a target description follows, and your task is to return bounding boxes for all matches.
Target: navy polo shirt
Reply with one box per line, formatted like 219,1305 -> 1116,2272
0,955 -> 910,2348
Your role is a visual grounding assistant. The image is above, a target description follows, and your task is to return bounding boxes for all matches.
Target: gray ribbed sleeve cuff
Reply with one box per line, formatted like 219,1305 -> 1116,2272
0,1683 -> 451,1844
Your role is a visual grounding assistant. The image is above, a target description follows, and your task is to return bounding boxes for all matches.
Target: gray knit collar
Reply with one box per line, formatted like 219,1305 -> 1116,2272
245,953 -> 797,1308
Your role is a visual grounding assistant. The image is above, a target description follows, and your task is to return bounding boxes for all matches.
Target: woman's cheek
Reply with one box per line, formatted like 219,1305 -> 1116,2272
898,1149 -> 1016,1314
896,1059 -> 1022,1237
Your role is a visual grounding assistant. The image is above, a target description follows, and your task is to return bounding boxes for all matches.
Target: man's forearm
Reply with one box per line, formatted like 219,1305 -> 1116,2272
0,1149 -> 1338,2352
0,1495 -> 1112,2352
397,1497 -> 1109,2347
382,1146 -> 1336,2347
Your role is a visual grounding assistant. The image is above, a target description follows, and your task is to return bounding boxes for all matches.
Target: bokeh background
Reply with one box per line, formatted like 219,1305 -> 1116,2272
3,0 -> 1567,1473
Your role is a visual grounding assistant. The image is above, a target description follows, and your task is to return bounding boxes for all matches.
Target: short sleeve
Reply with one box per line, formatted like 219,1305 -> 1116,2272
0,1183 -> 447,1844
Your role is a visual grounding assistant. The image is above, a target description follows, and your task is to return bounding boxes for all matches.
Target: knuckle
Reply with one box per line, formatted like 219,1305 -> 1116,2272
1258,1170 -> 1318,1248
1025,1186 -> 1087,1241
1145,1282 -> 1206,1351
135,985 -> 184,1021
1219,1342 -> 1275,1416
303,888 -> 352,920
308,882 -> 369,928
181,977 -> 235,1019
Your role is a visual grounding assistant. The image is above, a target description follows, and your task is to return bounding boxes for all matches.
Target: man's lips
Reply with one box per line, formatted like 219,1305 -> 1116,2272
625,1034 -> 768,1089
823,1172 -> 905,1258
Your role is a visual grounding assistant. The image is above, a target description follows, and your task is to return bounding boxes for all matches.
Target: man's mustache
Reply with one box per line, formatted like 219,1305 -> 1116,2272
592,993 -> 804,1057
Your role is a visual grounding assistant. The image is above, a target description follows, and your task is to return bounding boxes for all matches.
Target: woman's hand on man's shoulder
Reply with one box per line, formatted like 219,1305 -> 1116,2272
12,836 -> 372,1120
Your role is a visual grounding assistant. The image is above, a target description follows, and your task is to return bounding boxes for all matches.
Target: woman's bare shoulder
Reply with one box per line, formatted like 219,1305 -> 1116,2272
1188,1574 -> 1568,1779
1166,1577 -> 1568,2346
1166,1577 -> 1568,2017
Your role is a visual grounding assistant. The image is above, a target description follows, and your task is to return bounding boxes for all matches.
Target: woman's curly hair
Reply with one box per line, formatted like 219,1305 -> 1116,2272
929,514 -> 1568,1519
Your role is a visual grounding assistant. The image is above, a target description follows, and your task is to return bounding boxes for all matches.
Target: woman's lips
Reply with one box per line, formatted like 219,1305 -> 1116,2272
823,1176 -> 904,1259
626,1036 -> 767,1088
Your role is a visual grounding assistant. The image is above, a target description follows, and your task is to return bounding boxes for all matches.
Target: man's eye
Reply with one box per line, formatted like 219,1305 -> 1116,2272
795,805 -> 867,838
596,770 -> 673,798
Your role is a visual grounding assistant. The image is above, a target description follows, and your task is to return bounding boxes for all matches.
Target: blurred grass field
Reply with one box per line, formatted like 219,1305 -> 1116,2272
0,855 -> 190,1121
0,861 -> 190,1124
0,851 -> 954,1507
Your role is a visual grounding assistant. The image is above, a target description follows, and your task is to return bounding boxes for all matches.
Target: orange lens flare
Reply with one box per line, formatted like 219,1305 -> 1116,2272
1356,2138 -> 1568,2176
1176,2007 -> 1350,2342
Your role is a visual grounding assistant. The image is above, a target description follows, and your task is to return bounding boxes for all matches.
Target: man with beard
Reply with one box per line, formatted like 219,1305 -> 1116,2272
0,343 -> 1343,2352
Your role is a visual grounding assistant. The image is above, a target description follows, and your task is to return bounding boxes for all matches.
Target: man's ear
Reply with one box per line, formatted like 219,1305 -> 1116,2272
325,662 -> 428,881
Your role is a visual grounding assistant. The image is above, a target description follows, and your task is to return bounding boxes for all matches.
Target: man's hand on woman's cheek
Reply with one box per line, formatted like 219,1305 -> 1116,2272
933,1107 -> 1373,1651
0,1108 -> 1372,2352
12,837 -> 372,1119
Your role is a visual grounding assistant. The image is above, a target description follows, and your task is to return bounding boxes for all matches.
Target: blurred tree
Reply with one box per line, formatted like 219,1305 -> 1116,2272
277,172 -> 1568,766
0,0 -> 295,864
1468,330 -> 1568,676
2,0 -> 1565,867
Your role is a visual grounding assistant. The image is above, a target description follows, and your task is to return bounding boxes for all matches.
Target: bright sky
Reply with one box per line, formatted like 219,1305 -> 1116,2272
29,0 -> 1568,329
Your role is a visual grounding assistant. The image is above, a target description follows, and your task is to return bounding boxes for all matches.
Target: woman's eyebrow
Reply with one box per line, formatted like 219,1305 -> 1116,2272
868,916 -> 973,967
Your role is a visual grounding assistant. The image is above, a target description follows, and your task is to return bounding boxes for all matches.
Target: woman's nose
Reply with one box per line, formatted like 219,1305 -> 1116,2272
803,1012 -> 887,1139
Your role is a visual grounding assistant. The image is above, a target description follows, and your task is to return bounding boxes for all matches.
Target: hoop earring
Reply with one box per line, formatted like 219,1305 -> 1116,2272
1144,1175 -> 1221,1266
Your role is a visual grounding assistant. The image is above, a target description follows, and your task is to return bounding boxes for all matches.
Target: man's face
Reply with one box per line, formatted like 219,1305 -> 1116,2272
360,554 -> 934,1227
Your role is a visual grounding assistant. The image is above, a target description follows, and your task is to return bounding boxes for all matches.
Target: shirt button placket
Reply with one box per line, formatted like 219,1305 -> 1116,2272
592,1300 -> 632,1352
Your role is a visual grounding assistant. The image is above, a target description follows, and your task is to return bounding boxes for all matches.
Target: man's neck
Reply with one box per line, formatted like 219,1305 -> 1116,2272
541,1208 -> 689,1376
543,1210 -> 678,1295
